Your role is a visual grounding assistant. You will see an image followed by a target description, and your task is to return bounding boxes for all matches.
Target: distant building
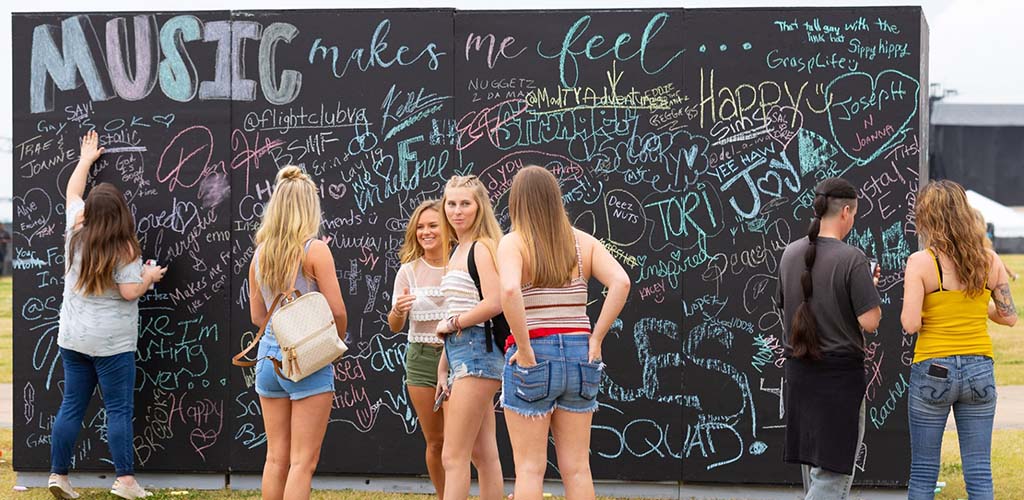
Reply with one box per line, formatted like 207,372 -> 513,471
931,103 -> 1024,207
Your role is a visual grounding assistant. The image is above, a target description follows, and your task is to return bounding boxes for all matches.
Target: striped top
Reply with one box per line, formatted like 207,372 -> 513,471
521,236 -> 591,334
440,269 -> 484,327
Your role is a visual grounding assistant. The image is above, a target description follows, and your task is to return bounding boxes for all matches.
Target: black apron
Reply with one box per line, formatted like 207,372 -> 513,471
783,354 -> 866,475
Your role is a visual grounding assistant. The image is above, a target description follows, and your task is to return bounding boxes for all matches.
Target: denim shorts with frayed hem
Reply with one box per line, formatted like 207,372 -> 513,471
255,325 -> 335,401
445,325 -> 504,384
500,334 -> 601,417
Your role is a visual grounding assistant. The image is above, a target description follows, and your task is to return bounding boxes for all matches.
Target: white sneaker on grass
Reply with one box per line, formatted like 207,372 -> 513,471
110,478 -> 153,499
47,473 -> 80,499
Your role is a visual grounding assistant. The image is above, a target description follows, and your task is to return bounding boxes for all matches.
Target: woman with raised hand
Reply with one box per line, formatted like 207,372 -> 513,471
49,131 -> 166,499
248,166 -> 348,500
434,175 -> 505,500
497,166 -> 630,500
902,180 -> 1016,500
388,199 -> 451,497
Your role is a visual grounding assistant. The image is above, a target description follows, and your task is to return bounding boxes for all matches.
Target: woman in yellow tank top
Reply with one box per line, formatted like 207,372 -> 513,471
901,180 -> 1017,500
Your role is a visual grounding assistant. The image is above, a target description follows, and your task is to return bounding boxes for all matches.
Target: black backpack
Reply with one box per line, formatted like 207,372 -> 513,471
464,242 -> 511,353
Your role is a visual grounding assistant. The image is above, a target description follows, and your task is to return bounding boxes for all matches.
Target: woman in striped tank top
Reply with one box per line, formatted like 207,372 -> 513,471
433,175 -> 506,500
497,166 -> 631,499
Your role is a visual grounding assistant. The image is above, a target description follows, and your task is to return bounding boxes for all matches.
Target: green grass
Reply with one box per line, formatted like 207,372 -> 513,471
990,255 -> 1024,385
0,277 -> 11,384
936,429 -> 1024,499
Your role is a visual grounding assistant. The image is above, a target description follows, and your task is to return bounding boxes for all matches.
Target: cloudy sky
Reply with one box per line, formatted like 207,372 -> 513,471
1,0 -> 1019,220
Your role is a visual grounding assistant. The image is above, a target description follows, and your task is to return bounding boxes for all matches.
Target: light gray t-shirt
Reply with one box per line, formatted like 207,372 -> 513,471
58,199 -> 144,357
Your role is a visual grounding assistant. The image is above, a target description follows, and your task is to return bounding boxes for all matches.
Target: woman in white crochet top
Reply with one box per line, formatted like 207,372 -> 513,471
388,199 -> 451,497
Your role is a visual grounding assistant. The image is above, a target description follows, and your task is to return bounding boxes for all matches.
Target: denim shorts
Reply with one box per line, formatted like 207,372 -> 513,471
500,334 -> 602,417
444,325 -> 504,383
255,326 -> 335,401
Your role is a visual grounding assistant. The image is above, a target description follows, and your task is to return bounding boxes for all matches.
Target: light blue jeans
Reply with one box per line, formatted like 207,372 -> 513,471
801,400 -> 865,500
908,355 -> 996,500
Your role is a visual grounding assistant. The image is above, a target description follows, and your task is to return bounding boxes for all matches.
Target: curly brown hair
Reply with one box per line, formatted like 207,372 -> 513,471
915,180 -> 989,298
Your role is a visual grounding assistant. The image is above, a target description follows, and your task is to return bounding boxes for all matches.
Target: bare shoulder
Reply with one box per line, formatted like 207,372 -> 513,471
907,250 -> 932,266
904,250 -> 933,276
307,238 -> 331,258
305,239 -> 334,276
572,228 -> 598,248
985,248 -> 1004,281
985,248 -> 1000,265
472,238 -> 495,259
500,231 -> 523,246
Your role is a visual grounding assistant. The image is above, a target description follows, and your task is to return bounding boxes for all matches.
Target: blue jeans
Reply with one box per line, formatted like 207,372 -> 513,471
500,335 -> 601,416
50,348 -> 135,476
908,355 -> 996,500
800,399 -> 866,500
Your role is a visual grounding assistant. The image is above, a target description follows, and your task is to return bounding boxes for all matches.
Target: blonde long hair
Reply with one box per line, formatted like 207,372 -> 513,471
441,175 -> 502,266
509,166 -> 576,287
398,199 -> 445,264
255,166 -> 321,296
915,180 -> 989,298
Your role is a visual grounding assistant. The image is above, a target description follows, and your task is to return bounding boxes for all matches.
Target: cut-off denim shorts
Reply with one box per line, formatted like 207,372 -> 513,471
255,325 -> 335,401
501,334 -> 602,417
444,325 -> 504,384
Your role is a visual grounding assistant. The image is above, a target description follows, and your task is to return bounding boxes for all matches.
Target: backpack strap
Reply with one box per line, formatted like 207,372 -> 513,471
232,292 -> 287,368
466,242 -> 497,353
232,240 -> 313,369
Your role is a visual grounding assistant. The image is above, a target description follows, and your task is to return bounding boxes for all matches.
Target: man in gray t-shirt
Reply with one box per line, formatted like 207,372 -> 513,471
778,236 -> 880,356
774,178 -> 881,500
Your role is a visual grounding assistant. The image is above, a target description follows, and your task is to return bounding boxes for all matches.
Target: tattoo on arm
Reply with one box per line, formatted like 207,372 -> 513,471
993,283 -> 1017,317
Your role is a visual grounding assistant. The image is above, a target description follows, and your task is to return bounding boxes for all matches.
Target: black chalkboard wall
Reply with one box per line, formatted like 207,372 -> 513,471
11,7 -> 927,486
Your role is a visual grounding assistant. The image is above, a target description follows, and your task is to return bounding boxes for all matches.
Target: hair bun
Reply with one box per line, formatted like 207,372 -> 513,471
277,165 -> 306,182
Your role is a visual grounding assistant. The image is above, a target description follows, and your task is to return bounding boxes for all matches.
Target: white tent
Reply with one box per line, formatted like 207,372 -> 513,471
967,189 -> 1024,239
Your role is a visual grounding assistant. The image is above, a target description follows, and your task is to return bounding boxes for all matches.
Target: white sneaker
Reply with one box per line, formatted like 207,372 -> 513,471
47,474 -> 80,499
110,478 -> 153,499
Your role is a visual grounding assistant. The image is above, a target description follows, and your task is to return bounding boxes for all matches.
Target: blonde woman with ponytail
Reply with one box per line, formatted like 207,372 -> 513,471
434,175 -> 506,500
497,166 -> 629,499
248,166 -> 348,500
901,180 -> 1016,500
776,177 -> 880,499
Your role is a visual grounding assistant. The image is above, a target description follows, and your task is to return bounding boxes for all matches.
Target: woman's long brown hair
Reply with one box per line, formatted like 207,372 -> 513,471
508,166 -> 577,287
915,180 -> 989,297
68,183 -> 141,296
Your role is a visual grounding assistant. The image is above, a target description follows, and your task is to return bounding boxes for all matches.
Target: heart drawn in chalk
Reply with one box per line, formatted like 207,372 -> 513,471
12,188 -> 54,246
189,428 -> 218,460
757,171 -> 784,197
766,105 -> 803,151
152,113 -> 176,128
328,183 -> 348,200
825,70 -> 920,164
